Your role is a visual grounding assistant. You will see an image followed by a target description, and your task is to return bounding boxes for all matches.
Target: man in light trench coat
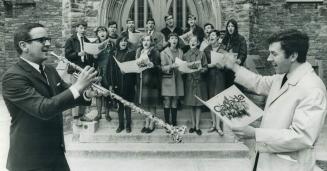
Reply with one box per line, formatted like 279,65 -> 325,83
224,29 -> 326,171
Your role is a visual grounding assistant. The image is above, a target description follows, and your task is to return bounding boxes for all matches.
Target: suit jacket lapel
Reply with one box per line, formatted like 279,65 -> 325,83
44,66 -> 55,96
17,59 -> 49,86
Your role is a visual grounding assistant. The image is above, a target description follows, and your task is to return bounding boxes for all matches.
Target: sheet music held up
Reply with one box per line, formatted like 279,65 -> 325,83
196,85 -> 263,128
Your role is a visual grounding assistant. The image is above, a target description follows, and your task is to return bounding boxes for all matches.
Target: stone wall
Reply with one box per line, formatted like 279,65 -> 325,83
249,0 -> 327,81
0,1 -> 5,86
0,0 -> 62,76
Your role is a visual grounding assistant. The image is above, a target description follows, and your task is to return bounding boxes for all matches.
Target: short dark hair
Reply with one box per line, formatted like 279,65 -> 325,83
94,26 -> 108,40
204,23 -> 214,30
167,33 -> 180,48
126,18 -> 134,23
108,21 -> 117,27
164,15 -> 173,21
146,18 -> 155,25
94,26 -> 108,34
74,20 -> 87,28
209,30 -> 220,37
267,29 -> 309,63
187,14 -> 196,20
14,23 -> 45,54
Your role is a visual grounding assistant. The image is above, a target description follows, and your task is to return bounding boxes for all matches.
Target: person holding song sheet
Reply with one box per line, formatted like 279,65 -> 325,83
121,18 -> 141,50
182,14 -> 205,53
200,23 -> 214,51
92,26 -> 114,122
160,33 -> 184,129
182,35 -> 208,136
203,30 -> 226,135
222,19 -> 247,88
64,20 -> 95,124
224,29 -> 326,171
135,35 -> 161,133
2,23 -> 99,171
108,35 -> 137,133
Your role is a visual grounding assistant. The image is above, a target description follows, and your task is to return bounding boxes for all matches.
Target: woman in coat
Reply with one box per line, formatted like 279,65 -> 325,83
182,35 -> 208,136
160,33 -> 184,127
108,35 -> 136,133
222,19 -> 247,88
93,26 -> 114,122
203,30 -> 226,136
135,35 -> 161,133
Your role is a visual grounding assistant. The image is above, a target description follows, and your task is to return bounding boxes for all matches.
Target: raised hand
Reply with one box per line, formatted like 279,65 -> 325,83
73,66 -> 98,93
223,53 -> 239,71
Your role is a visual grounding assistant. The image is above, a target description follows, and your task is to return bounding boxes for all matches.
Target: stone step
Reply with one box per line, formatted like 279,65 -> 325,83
97,118 -> 218,129
86,108 -> 213,120
65,141 -> 249,159
67,158 -> 252,171
76,127 -> 236,143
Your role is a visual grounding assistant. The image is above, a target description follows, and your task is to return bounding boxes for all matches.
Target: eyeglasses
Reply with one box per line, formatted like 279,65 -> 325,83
25,37 -> 51,44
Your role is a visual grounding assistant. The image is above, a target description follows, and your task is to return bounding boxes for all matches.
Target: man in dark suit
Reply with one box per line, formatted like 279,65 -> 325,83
120,18 -> 141,50
64,20 -> 95,124
2,23 -> 98,171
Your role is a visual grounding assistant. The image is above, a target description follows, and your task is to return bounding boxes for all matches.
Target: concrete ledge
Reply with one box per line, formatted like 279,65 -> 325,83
66,142 -> 249,159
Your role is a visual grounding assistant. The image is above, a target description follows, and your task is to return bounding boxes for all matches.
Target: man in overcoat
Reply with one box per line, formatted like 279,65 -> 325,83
225,29 -> 326,171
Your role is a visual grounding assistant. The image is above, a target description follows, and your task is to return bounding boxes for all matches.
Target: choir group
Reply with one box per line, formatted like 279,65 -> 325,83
65,14 -> 247,135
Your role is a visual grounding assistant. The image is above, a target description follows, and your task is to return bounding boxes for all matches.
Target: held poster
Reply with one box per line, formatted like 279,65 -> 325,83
196,85 -> 263,128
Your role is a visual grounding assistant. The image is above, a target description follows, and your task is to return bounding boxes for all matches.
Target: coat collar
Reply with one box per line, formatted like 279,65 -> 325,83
162,48 -> 182,58
287,62 -> 313,86
267,62 -> 313,106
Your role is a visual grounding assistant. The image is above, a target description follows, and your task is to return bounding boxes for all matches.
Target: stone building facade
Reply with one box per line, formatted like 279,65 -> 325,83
1,0 -> 327,82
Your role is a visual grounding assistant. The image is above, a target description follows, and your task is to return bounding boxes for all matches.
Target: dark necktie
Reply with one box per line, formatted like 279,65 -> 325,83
39,64 -> 47,80
281,74 -> 288,88
253,152 -> 259,171
81,36 -> 84,50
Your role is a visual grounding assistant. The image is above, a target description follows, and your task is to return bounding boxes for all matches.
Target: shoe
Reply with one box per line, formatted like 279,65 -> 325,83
105,114 -> 112,122
196,129 -> 202,136
126,127 -> 131,133
147,127 -> 155,133
207,127 -> 217,133
189,127 -> 196,133
217,129 -> 224,136
116,127 -> 124,133
141,127 -> 147,133
165,128 -> 170,134
79,116 -> 92,122
93,115 -> 102,122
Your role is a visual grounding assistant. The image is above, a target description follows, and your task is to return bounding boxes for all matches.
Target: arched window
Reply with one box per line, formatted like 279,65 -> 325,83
126,0 -> 197,31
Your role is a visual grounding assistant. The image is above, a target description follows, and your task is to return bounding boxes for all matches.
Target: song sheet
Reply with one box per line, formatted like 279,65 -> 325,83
196,85 -> 263,128
175,58 -> 202,73
114,57 -> 151,73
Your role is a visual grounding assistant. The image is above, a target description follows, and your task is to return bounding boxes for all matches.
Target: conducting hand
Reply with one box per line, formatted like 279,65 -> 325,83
73,66 -> 98,93
231,126 -> 255,139
224,53 -> 239,71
